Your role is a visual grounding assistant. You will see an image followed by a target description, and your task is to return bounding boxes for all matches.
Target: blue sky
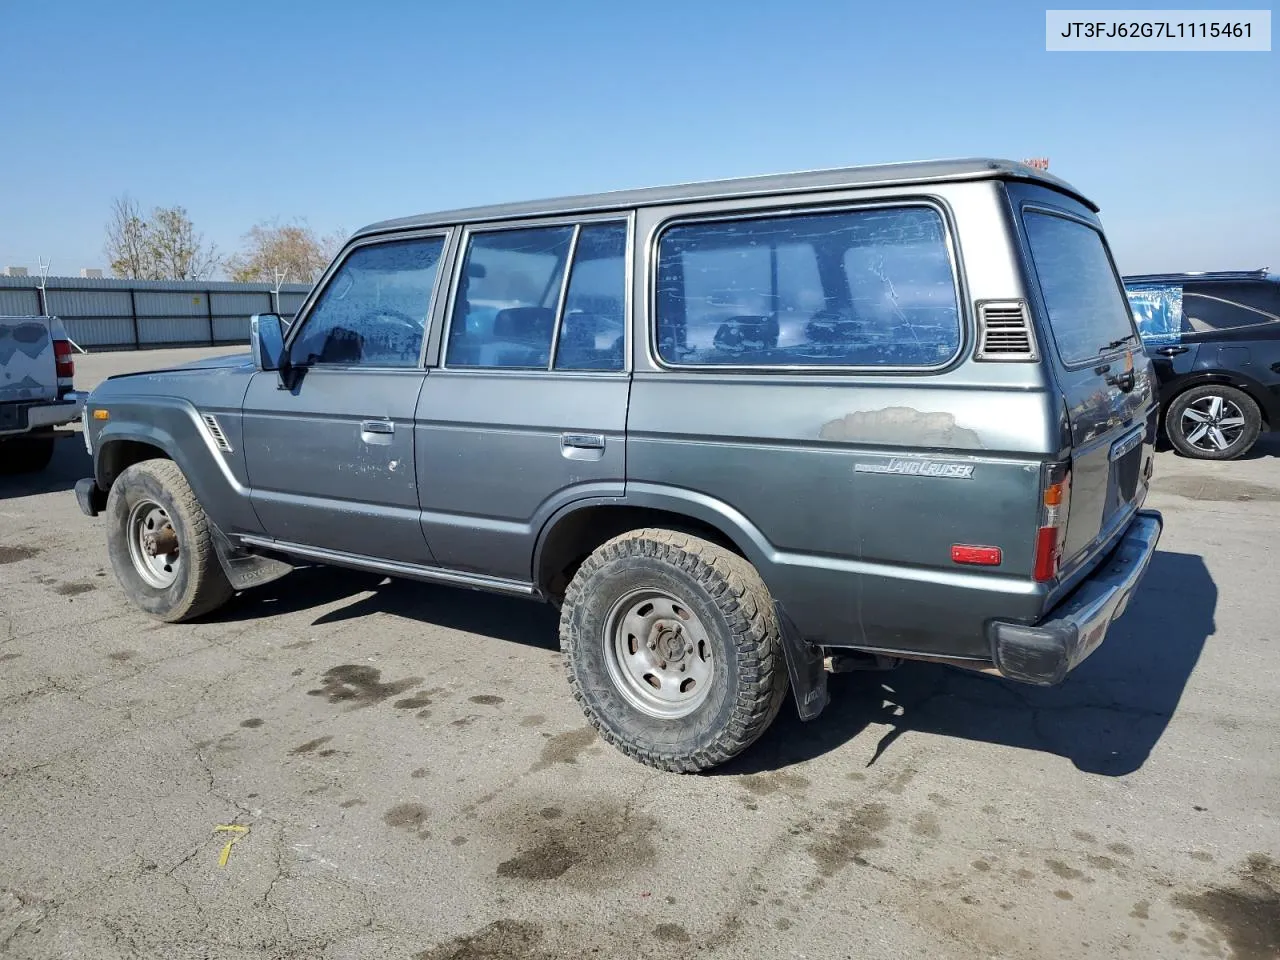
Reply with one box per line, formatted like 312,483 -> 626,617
1,0 -> 1275,277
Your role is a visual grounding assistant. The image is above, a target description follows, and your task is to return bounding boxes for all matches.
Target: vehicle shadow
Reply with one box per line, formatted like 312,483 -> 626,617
1241,433 -> 1280,460
724,550 -> 1215,777
0,433 -> 90,499
213,550 -> 1213,777
217,564 -> 561,651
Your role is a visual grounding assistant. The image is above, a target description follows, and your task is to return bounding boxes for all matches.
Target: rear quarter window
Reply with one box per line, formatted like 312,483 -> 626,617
654,205 -> 962,368
1023,211 -> 1136,366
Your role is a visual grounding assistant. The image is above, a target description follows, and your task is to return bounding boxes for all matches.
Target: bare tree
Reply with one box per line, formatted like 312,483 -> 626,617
104,197 -> 220,280
146,206 -> 221,280
104,195 -> 153,279
227,219 -> 342,285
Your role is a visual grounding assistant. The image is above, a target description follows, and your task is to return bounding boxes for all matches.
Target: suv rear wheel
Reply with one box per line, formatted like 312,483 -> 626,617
105,458 -> 234,622
1167,384 -> 1261,460
559,529 -> 788,772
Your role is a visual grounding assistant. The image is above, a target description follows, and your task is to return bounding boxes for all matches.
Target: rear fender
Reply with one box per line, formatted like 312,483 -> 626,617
1163,370 -> 1276,429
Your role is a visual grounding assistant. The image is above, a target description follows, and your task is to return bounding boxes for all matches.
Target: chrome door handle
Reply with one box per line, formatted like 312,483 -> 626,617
561,432 -> 605,461
360,419 -> 394,445
1157,345 -> 1189,357
562,433 -> 604,450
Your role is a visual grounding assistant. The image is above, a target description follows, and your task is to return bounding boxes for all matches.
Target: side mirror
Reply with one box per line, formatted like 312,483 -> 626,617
250,313 -> 286,372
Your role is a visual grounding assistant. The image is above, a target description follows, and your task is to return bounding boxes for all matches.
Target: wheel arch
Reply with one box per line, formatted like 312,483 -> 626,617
93,403 -> 260,535
1162,371 -> 1273,430
97,435 -> 172,489
532,485 -> 776,602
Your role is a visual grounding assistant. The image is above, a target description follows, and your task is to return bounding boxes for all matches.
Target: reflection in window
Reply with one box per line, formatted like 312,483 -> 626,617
291,238 -> 444,367
555,223 -> 627,371
446,227 -> 574,368
655,207 -> 960,367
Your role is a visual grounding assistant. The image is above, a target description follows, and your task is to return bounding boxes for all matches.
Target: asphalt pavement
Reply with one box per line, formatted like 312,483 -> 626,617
1,347 -> 1277,959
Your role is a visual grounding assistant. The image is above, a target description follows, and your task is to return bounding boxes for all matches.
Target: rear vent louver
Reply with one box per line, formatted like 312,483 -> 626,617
976,301 -> 1037,361
201,414 -> 232,453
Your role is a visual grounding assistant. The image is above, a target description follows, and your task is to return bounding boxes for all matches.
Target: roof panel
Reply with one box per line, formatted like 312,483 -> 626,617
354,157 -> 1096,237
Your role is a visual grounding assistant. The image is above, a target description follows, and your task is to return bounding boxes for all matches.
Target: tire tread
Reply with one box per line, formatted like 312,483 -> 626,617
107,458 -> 233,622
560,528 -> 788,773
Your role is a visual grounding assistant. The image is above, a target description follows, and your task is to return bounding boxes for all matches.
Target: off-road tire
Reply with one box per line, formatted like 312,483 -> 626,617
0,436 -> 56,475
559,528 -> 789,773
1167,384 -> 1261,461
106,458 -> 234,622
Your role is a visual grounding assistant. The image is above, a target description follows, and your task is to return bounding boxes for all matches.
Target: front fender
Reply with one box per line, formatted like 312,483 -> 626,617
93,396 -> 263,536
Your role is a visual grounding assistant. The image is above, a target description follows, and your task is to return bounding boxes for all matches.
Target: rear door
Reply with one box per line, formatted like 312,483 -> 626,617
415,216 -> 631,580
1017,194 -> 1155,577
1126,281 -> 1201,375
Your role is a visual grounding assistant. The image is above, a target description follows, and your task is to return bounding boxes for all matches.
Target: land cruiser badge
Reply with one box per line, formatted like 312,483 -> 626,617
854,458 -> 975,479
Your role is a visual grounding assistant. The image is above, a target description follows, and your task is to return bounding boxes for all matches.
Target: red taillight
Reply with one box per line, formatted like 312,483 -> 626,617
1033,464 -> 1071,582
1032,526 -> 1061,581
951,544 -> 1003,566
54,339 -> 75,380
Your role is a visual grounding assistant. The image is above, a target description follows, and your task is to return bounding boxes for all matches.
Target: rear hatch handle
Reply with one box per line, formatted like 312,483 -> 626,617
1095,361 -> 1135,393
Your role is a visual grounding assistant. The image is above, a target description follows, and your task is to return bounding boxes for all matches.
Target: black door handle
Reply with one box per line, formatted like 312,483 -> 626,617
1157,345 -> 1189,357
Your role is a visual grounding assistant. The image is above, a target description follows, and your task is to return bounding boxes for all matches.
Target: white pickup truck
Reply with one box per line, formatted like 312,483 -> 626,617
1,316 -> 86,474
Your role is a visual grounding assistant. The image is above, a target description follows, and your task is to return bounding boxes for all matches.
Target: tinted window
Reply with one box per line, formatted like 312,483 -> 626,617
1023,212 -> 1135,365
554,223 -> 627,371
1183,282 -> 1280,332
292,237 -> 444,367
655,206 -> 960,367
446,227 -> 574,368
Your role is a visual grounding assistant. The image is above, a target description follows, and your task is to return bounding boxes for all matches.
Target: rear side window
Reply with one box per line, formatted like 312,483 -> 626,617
655,206 -> 961,367
446,222 -> 628,371
1023,211 -> 1135,366
446,226 -> 574,369
1183,282 -> 1280,331
554,223 -> 627,371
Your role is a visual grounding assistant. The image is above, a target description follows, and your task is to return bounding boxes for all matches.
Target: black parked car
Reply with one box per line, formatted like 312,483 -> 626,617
1124,269 -> 1280,460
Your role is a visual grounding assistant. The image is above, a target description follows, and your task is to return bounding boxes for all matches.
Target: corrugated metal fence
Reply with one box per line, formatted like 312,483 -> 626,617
0,276 -> 314,350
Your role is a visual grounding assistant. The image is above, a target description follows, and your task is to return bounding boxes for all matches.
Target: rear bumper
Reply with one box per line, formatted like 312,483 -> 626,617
988,510 -> 1163,685
0,393 -> 86,437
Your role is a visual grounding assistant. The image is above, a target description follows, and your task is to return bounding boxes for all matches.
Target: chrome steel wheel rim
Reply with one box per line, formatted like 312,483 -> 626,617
603,588 -> 715,719
1181,395 -> 1246,452
126,499 -> 181,589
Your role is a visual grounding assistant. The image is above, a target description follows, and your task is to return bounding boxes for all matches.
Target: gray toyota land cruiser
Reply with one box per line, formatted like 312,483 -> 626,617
75,158 -> 1163,772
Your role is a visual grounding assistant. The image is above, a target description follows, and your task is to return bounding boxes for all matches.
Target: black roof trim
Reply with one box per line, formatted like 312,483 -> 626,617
354,158 -> 1097,238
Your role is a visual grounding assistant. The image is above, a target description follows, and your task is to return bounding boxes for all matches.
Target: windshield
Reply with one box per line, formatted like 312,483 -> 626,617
1023,211 -> 1136,366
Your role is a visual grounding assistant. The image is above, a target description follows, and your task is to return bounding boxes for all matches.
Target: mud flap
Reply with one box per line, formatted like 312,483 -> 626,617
776,604 -> 829,721
211,526 -> 293,591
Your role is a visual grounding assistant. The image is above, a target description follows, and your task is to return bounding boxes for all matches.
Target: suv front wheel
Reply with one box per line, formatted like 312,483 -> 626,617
559,529 -> 789,772
106,458 -> 234,622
